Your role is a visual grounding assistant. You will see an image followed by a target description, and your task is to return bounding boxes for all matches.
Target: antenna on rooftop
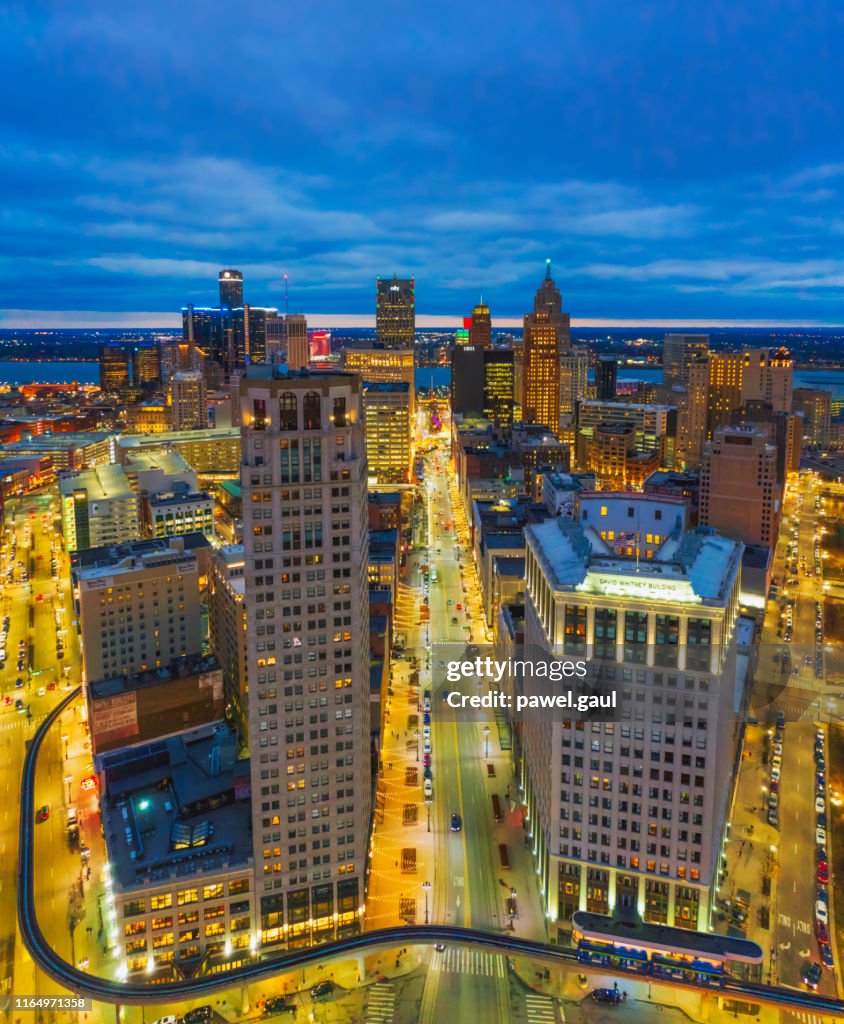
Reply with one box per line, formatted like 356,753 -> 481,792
283,274 -> 289,317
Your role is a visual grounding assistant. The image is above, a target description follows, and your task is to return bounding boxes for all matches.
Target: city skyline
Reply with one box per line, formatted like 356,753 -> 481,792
2,4 -> 844,323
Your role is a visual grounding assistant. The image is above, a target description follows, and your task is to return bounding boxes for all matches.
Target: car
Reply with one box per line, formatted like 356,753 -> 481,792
770,778 -> 779,793
818,861 -> 829,883
183,1007 -> 213,1024
424,739 -> 431,754
767,809 -> 779,827
820,943 -> 835,969
802,962 -> 822,990
768,793 -> 778,809
263,996 -> 296,1015
773,742 -> 783,756
816,729 -> 825,743
771,766 -> 780,782
816,796 -> 826,813
591,989 -> 622,1005
15,699 -> 23,711
423,712 -> 431,725
815,900 -> 829,923
451,617 -> 458,625
3,695 -> 10,706
450,813 -> 462,832
456,603 -> 462,610
434,943 -> 446,952
818,812 -> 827,828
35,686 -> 45,697
36,805 -> 49,823
423,753 -> 431,767
15,678 -> 23,688
771,755 -> 782,769
310,981 -> 334,999
423,778 -> 433,800
36,593 -> 43,602
816,919 -> 830,942
47,681 -> 56,691
423,766 -> 432,780
816,826 -> 827,846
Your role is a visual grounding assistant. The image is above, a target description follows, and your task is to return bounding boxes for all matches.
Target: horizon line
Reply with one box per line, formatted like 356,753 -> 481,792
1,310 -> 843,331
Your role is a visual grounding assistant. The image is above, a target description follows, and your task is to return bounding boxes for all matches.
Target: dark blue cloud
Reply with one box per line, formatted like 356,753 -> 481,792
1,0 -> 844,321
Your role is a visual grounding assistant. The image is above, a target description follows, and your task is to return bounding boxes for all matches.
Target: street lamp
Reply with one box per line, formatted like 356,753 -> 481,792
422,881 -> 431,925
483,725 -> 490,760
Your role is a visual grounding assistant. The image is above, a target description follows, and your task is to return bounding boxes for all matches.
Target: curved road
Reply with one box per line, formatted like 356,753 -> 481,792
17,702 -> 844,1017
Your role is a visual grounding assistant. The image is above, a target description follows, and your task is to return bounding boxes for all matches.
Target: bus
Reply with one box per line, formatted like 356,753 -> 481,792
491,794 -> 503,822
498,844 -> 510,870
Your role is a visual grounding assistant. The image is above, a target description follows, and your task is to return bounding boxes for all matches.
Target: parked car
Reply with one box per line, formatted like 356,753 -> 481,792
310,981 -> 334,999
802,962 -> 822,990
591,989 -> 622,1005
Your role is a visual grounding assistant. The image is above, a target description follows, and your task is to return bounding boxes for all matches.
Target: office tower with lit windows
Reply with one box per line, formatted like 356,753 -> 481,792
792,388 -> 832,447
522,263 -> 568,431
560,353 -> 589,423
182,305 -> 226,370
700,424 -> 780,548
239,366 -> 371,950
375,275 -> 415,349
706,353 -> 744,436
741,347 -> 793,413
451,346 -> 514,427
522,491 -> 743,940
595,356 -> 618,401
209,543 -> 249,743
99,343 -> 131,394
576,401 -> 676,470
468,300 -> 492,348
131,343 -> 161,390
663,334 -> 709,389
219,269 -> 244,309
171,370 -> 208,430
363,381 -> 412,483
285,314 -> 309,370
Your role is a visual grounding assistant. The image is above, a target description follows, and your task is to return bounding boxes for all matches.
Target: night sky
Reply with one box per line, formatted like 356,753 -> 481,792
2,1 -> 844,325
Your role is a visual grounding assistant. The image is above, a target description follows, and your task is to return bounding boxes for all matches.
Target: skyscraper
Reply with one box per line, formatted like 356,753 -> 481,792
792,388 -> 832,447
523,493 -> 743,937
451,346 -> 515,426
700,424 -> 781,547
171,370 -> 208,430
131,342 -> 161,390
595,356 -> 618,401
522,262 -> 568,432
239,366 -> 371,950
219,268 -> 244,309
99,343 -> 131,394
182,305 -> 226,372
286,313 -> 309,370
363,381 -> 412,483
468,300 -> 492,348
559,353 -> 589,423
376,275 -> 415,349
663,334 -> 709,389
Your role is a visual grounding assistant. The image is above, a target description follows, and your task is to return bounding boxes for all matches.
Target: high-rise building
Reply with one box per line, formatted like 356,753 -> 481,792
451,346 -> 515,426
73,533 -> 208,685
523,493 -> 743,938
99,343 -> 131,394
559,353 -> 589,423
376,275 -> 415,349
182,305 -> 226,372
700,425 -> 780,548
742,347 -> 793,413
792,388 -> 832,447
706,353 -> 745,436
523,263 -> 567,432
363,381 -> 412,483
576,401 -> 676,469
663,334 -> 709,389
131,343 -> 161,390
595,356 -> 618,401
468,300 -> 492,348
660,356 -> 709,470
239,366 -> 371,950
286,313 -> 309,370
171,370 -> 208,431
60,463 -> 140,553
219,269 -> 244,310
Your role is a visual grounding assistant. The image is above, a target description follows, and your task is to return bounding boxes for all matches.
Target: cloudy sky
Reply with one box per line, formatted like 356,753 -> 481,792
2,1 -> 844,326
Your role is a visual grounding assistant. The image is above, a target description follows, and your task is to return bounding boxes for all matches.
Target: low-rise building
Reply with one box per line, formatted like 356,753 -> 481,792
100,723 -> 254,979
60,463 -> 140,553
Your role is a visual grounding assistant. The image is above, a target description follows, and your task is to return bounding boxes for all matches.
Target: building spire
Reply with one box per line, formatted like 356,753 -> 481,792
545,258 -> 552,280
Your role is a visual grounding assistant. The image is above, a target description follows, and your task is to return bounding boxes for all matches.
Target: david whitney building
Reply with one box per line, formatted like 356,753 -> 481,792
522,492 -> 744,939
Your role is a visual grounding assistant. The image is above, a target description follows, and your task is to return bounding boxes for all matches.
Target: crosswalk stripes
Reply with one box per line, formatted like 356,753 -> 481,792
525,992 -> 557,1024
437,945 -> 505,977
787,1013 -> 827,1024
366,981 -> 396,1023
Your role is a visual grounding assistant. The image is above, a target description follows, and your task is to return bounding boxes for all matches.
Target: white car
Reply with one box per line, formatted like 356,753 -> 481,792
36,686 -> 46,697
423,778 -> 433,801
424,739 -> 432,755
816,901 -> 829,924
816,796 -> 826,813
816,729 -> 824,743
771,767 -> 780,782
816,827 -> 827,846
150,1018 -> 179,1024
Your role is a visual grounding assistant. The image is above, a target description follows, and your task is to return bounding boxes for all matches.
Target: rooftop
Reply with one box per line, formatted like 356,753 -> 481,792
59,462 -> 134,501
71,532 -> 210,576
101,723 -> 252,891
90,653 -> 220,700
